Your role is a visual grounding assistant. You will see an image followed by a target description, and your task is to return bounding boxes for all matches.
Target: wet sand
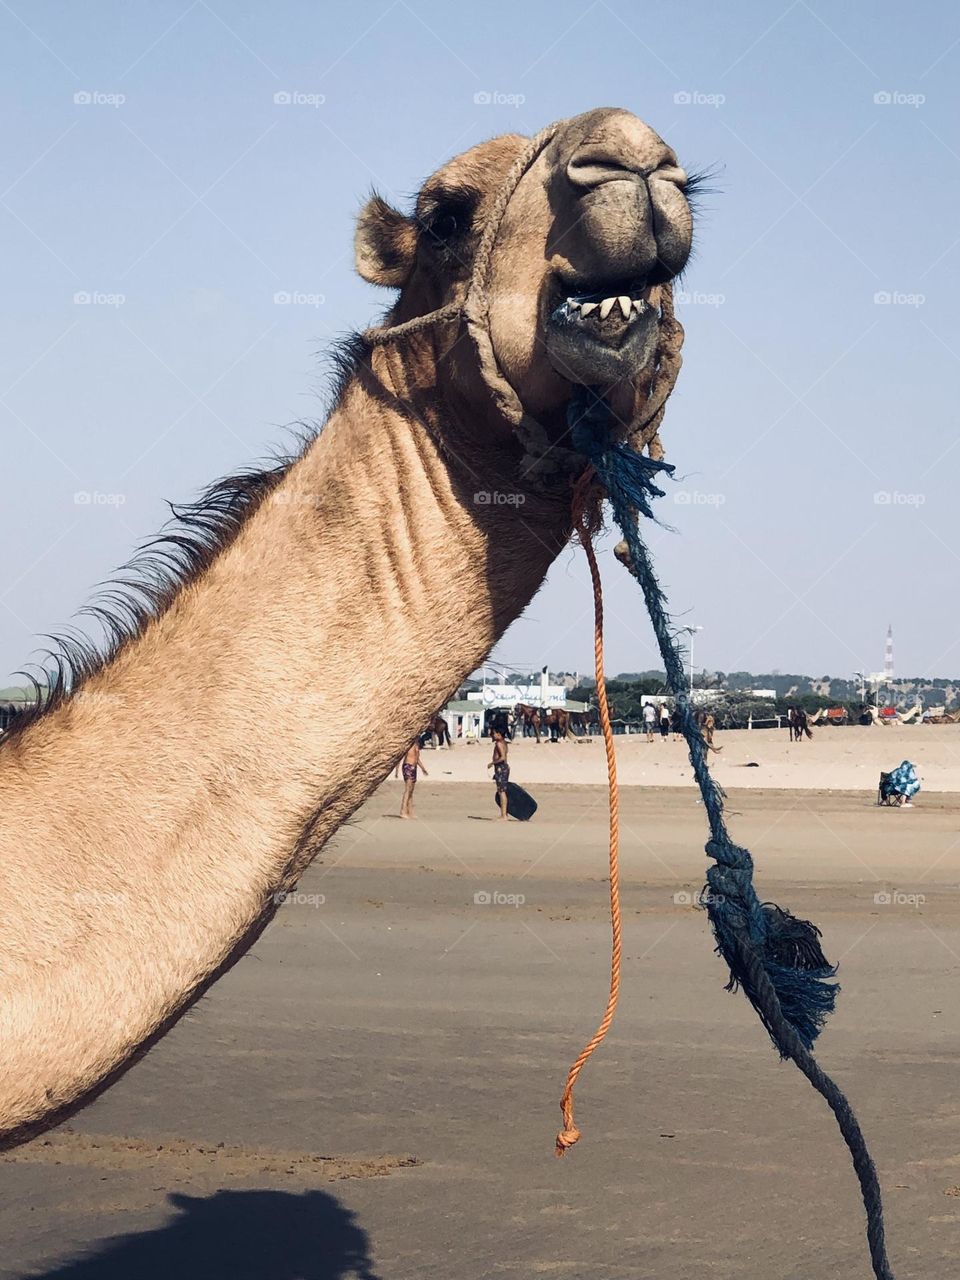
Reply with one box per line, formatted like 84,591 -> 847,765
1,781 -> 958,1278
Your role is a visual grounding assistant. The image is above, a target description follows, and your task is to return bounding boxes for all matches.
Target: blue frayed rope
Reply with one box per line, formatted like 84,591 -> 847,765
568,387 -> 894,1280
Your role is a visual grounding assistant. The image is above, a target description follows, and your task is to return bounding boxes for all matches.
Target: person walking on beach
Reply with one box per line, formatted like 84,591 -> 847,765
659,703 -> 671,740
671,706 -> 683,741
395,739 -> 428,819
487,729 -> 510,820
643,700 -> 657,742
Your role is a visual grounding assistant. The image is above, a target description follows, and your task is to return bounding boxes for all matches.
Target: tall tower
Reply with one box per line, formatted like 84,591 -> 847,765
884,624 -> 894,682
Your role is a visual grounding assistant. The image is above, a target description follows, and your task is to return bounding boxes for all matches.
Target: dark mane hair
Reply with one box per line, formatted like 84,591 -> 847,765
2,332 -> 369,746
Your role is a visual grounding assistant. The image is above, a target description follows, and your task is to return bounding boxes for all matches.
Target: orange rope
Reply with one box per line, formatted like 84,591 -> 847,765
556,473 -> 622,1157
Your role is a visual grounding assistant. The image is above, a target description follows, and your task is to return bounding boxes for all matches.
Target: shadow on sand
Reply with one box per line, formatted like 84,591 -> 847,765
25,1188 -> 381,1280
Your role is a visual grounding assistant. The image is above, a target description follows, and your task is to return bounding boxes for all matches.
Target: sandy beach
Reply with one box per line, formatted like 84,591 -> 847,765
1,744 -> 958,1278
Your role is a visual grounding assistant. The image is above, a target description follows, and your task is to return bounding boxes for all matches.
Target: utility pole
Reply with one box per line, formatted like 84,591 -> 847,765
681,626 -> 703,696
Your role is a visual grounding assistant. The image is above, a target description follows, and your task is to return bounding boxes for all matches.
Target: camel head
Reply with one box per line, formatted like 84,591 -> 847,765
355,107 -> 694,459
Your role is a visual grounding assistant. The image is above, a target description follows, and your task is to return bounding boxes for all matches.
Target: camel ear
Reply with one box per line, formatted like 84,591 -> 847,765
354,194 -> 417,287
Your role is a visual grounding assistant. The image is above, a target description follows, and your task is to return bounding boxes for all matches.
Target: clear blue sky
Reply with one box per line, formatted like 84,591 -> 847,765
2,0 -> 958,686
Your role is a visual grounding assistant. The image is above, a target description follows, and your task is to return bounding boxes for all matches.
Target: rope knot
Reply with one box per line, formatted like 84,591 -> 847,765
705,837 -> 753,871
554,1126 -> 582,1158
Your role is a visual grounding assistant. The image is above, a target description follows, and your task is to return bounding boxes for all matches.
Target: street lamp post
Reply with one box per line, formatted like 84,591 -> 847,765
681,625 -> 703,696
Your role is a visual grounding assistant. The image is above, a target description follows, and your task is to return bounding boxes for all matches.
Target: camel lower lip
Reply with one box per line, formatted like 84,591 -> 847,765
544,296 -> 659,386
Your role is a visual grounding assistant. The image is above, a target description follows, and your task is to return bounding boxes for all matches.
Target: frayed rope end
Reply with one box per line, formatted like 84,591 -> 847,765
706,898 -> 839,1052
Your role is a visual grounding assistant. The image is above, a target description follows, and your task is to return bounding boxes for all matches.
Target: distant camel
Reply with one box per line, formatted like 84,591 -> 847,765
921,705 -> 960,724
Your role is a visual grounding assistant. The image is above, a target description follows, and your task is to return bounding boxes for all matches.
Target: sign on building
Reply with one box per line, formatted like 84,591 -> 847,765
467,684 -> 568,709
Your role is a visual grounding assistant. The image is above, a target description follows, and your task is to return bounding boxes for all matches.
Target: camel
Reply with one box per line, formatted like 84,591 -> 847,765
0,107 -> 694,1148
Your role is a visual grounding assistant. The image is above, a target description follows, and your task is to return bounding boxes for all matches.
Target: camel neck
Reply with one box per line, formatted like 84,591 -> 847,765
0,372 -> 571,1146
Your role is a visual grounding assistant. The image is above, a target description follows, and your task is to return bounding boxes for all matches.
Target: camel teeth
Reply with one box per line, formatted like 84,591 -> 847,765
567,299 -> 581,312
580,301 -> 598,316
599,296 -> 616,320
617,295 -> 631,318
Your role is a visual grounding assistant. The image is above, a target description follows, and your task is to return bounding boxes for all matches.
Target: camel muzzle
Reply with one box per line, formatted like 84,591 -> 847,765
543,125 -> 692,388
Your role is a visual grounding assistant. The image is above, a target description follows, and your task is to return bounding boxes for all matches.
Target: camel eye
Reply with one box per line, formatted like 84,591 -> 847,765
431,211 -> 460,239
420,190 -> 477,247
